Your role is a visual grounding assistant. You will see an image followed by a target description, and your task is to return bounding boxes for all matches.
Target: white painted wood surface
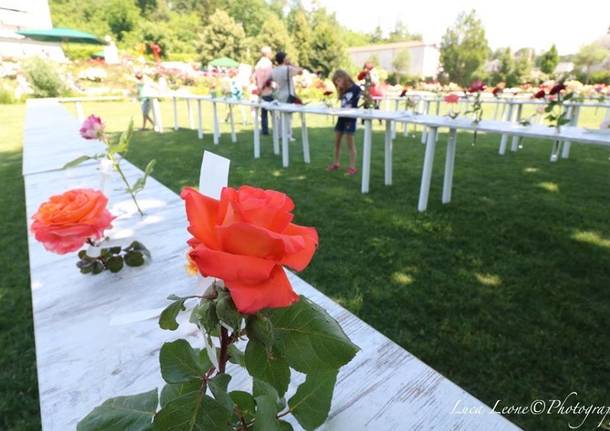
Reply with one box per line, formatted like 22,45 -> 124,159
23,101 -> 521,430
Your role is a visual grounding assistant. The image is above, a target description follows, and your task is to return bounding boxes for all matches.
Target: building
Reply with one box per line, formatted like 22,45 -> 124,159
0,0 -> 65,61
347,40 -> 440,78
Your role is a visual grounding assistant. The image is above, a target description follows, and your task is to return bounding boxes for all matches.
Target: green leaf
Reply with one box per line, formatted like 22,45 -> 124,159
160,382 -> 200,409
279,420 -> 294,431
229,391 -> 256,422
253,378 -> 285,411
159,299 -> 187,331
227,345 -> 245,368
153,391 -> 230,431
129,160 -> 156,194
245,341 -> 290,397
92,260 -> 105,275
246,314 -> 275,350
288,370 -> 338,431
215,291 -> 241,330
125,251 -> 145,267
107,256 -> 124,273
190,301 -> 218,334
62,155 -> 93,170
108,120 -> 133,155
268,296 -> 359,374
208,374 -> 234,413
77,389 -> 158,431
109,246 -> 122,255
159,339 -> 210,384
253,395 -> 282,431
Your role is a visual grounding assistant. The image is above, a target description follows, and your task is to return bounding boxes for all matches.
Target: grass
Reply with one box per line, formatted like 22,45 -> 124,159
2,99 -> 610,430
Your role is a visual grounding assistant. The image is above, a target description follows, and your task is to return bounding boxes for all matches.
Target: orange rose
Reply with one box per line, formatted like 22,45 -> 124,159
31,189 -> 115,254
181,186 -> 318,314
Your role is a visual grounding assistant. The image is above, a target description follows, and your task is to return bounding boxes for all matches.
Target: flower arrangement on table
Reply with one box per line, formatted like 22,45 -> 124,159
64,115 -> 156,216
78,185 -> 359,431
444,93 -> 461,119
464,80 -> 485,125
31,188 -> 150,274
533,81 -> 573,132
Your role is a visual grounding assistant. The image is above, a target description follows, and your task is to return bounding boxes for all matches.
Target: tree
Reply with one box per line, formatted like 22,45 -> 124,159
198,10 -> 246,65
491,48 -> 513,85
574,43 -> 608,83
288,7 -> 312,69
387,20 -> 422,42
105,0 -> 140,41
308,12 -> 347,76
225,0 -> 269,37
255,14 -> 298,64
511,51 -> 532,85
370,25 -> 383,43
392,49 -> 410,75
439,10 -> 490,86
539,44 -> 559,75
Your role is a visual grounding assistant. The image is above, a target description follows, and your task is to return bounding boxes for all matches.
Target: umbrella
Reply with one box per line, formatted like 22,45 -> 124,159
208,57 -> 239,68
16,28 -> 107,45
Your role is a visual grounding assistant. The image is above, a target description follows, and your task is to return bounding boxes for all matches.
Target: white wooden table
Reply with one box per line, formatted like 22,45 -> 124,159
24,100 -> 520,430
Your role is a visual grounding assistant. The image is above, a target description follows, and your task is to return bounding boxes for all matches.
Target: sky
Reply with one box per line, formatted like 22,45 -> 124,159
315,0 -> 610,55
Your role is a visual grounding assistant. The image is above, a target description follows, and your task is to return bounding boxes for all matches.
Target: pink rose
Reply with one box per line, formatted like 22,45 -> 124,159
80,115 -> 105,140
444,93 -> 460,104
468,80 -> 486,93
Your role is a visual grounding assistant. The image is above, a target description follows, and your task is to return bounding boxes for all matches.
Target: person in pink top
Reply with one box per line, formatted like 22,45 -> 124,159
254,46 -> 274,135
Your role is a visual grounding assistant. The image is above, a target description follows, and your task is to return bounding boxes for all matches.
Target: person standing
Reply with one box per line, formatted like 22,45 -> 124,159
135,72 -> 155,130
254,46 -> 274,135
271,51 -> 303,141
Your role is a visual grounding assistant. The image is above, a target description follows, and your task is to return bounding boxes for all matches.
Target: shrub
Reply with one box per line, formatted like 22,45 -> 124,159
590,70 -> 610,85
23,58 -> 65,98
0,85 -> 16,104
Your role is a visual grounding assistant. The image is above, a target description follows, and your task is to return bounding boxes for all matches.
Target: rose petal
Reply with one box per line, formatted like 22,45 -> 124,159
225,266 -> 298,314
181,187 -> 221,249
280,224 -> 318,271
189,244 -> 275,284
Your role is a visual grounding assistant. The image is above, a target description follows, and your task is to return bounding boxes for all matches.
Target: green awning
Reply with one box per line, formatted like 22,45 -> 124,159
208,57 -> 239,68
16,28 -> 106,45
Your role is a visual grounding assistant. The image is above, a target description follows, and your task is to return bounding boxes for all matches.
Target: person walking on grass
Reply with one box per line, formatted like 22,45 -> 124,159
135,72 -> 155,130
254,46 -> 274,135
328,70 -> 361,175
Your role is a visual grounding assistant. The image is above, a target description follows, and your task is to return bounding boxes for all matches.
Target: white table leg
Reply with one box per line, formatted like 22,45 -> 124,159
384,120 -> 393,186
300,111 -> 310,164
197,99 -> 203,140
152,98 -> 163,133
392,99 -> 399,139
272,110 -> 280,155
253,107 -> 260,159
442,128 -> 458,204
361,119 -> 373,194
417,127 -> 438,212
421,101 -> 430,144
173,96 -> 178,131
499,102 -> 514,155
212,101 -> 220,145
187,99 -> 194,129
229,104 -> 237,143
510,104 -> 522,152
281,112 -> 289,168
561,105 -> 579,159
75,101 -> 84,122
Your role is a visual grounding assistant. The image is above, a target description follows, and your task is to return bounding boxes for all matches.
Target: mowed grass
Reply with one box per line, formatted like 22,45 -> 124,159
3,99 -> 610,430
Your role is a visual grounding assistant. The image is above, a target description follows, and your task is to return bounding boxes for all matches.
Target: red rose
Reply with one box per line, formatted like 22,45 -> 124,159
357,70 -> 368,81
549,83 -> 566,95
323,90 -> 334,96
468,80 -> 486,93
492,87 -> 503,96
534,89 -> 546,99
181,186 -> 318,314
31,189 -> 115,254
444,93 -> 460,104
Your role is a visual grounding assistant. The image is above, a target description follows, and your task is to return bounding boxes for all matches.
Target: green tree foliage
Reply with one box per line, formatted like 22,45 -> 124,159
105,0 -> 140,41
23,58 -> 66,98
574,43 -> 608,83
255,14 -> 297,63
539,44 -> 559,75
308,11 -> 347,76
387,20 -> 422,42
440,10 -> 490,86
392,49 -> 410,74
225,0 -> 269,37
198,10 -> 246,65
288,7 -> 313,68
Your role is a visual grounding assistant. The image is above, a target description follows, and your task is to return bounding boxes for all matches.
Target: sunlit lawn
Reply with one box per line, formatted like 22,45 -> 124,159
2,99 -> 609,430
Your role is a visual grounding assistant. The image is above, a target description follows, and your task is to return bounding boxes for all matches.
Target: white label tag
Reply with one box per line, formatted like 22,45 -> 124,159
198,151 -> 230,199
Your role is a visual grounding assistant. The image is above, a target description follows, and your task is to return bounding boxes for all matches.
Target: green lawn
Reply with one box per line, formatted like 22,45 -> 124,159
2,100 -> 610,430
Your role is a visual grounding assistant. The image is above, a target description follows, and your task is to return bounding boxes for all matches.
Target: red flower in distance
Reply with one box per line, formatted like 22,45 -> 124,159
534,89 -> 546,99
357,70 -> 368,81
492,87 -> 503,96
181,186 -> 319,314
444,93 -> 460,104
468,80 -> 486,93
549,83 -> 566,95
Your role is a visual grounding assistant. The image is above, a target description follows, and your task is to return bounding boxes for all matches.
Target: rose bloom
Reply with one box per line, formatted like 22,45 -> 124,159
357,70 -> 368,81
444,93 -> 460,104
534,89 -> 546,99
492,86 -> 503,96
31,189 -> 115,254
364,62 -> 374,71
549,83 -> 566,95
468,80 -> 486,93
182,186 -> 318,314
80,115 -> 105,140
